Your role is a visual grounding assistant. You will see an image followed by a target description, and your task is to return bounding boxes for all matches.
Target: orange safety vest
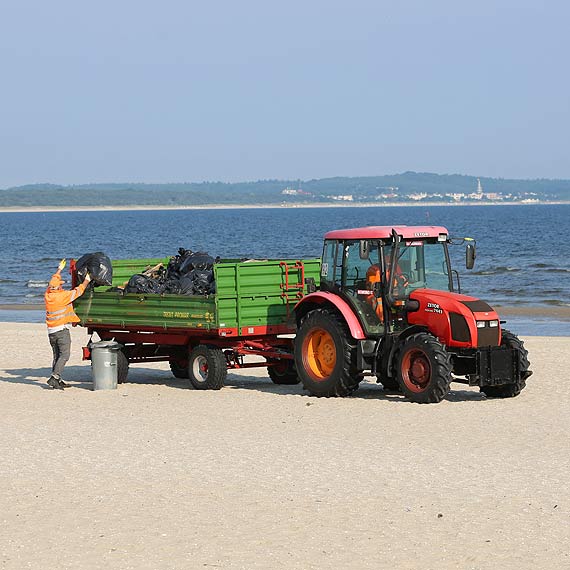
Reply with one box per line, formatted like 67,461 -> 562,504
45,277 -> 89,329
365,265 -> 384,321
363,263 -> 409,322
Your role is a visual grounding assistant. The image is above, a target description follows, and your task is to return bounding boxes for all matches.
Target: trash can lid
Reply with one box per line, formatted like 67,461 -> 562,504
91,340 -> 122,350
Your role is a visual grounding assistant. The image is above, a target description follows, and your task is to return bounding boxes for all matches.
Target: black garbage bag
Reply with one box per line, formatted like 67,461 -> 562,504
124,274 -> 164,294
76,252 -> 113,286
166,248 -> 194,279
177,276 -> 196,295
188,269 -> 215,295
161,278 -> 182,295
179,252 -> 215,274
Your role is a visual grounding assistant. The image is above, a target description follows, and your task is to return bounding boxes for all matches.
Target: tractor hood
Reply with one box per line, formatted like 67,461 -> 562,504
408,289 -> 501,348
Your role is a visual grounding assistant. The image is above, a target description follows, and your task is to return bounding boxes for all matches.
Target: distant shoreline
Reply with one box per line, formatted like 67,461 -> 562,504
1,200 -> 569,214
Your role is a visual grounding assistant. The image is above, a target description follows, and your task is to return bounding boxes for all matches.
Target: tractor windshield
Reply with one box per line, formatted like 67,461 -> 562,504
387,240 -> 451,299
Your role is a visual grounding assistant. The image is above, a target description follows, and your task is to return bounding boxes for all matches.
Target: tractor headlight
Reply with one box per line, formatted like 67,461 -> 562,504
476,320 -> 499,328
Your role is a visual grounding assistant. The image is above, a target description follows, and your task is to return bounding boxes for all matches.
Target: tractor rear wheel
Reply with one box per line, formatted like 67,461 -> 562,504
480,330 -> 531,398
396,332 -> 452,404
188,346 -> 227,390
294,308 -> 359,397
268,360 -> 300,385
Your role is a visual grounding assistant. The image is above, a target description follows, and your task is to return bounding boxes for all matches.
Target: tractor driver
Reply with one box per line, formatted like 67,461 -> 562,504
363,256 -> 410,322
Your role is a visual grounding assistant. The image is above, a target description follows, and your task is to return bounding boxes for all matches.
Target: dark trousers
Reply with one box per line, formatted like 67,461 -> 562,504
48,328 -> 71,378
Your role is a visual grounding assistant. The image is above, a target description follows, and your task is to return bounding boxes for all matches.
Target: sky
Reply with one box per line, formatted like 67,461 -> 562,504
1,0 -> 569,187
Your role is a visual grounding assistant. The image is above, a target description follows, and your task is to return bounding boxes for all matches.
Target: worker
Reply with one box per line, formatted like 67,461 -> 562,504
44,259 -> 91,389
364,264 -> 384,322
363,257 -> 410,322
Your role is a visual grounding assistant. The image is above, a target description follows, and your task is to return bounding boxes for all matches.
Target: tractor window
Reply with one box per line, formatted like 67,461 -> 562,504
423,243 -> 451,291
320,240 -> 339,287
388,241 -> 451,298
343,241 -> 380,292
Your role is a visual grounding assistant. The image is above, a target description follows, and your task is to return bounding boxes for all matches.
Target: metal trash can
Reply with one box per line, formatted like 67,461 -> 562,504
91,341 -> 122,391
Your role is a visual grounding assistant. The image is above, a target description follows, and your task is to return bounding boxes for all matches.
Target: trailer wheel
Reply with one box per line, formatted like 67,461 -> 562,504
188,346 -> 227,390
396,332 -> 452,404
480,330 -> 531,398
169,360 -> 189,379
117,348 -> 129,384
268,360 -> 300,385
295,308 -> 359,397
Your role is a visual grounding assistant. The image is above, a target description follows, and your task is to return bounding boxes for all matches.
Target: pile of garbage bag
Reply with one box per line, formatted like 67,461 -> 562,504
124,248 -> 219,296
76,252 -> 113,286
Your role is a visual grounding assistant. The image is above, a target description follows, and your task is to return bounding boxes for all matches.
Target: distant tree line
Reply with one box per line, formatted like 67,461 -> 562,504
1,172 -> 569,207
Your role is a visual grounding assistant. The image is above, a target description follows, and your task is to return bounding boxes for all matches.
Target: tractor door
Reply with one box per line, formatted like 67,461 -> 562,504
342,240 -> 385,335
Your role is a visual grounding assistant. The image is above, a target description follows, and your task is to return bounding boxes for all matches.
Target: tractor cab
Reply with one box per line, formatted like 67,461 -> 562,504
319,226 -> 456,335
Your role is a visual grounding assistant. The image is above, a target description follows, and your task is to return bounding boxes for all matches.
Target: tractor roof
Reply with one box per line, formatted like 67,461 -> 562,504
324,225 -> 449,240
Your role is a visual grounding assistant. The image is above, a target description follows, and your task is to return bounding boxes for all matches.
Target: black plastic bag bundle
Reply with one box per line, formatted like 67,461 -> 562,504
166,248 -> 194,279
161,278 -> 181,294
76,252 -> 113,286
188,269 -> 215,295
179,252 -> 215,274
124,274 -> 164,294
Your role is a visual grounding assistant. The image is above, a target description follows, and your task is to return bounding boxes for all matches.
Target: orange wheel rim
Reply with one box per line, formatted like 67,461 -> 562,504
401,348 -> 431,393
302,327 -> 337,382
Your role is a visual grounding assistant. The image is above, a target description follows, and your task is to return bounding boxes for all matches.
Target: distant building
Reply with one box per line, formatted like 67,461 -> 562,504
330,195 -> 354,201
281,187 -> 313,196
477,178 -> 484,196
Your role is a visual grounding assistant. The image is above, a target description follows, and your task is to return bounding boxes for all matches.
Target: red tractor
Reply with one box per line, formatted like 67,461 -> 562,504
293,226 -> 532,403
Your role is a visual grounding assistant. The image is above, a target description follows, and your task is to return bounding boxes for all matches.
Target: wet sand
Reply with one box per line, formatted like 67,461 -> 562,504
0,323 -> 568,569
1,200 -> 569,214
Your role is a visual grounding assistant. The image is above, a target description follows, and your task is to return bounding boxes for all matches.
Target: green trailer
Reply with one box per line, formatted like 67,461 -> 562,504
72,257 -> 321,388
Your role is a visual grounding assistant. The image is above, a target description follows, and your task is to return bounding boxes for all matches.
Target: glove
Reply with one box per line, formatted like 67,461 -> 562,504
58,259 -> 67,271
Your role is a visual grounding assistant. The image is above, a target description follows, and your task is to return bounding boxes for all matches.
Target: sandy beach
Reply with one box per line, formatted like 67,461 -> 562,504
1,200 -> 570,214
0,323 -> 568,569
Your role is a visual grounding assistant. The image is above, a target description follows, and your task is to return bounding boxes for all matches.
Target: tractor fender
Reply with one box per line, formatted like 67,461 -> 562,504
294,292 -> 366,340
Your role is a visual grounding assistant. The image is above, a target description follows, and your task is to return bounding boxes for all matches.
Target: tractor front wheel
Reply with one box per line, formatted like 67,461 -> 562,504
480,330 -> 531,398
188,346 -> 227,390
396,332 -> 452,404
294,309 -> 359,397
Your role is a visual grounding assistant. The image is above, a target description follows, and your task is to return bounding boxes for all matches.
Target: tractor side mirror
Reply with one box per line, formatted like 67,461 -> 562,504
359,240 -> 370,260
466,243 -> 476,269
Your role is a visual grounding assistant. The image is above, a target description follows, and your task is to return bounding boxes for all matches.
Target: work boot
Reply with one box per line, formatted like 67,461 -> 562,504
47,376 -> 64,390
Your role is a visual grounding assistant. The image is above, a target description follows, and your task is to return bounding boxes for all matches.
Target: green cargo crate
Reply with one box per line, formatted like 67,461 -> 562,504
74,258 -> 321,334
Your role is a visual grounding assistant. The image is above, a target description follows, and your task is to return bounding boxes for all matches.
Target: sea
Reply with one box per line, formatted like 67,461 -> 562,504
0,204 -> 569,335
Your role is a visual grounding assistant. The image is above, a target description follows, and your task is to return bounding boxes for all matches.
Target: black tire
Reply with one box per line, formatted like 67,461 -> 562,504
188,345 -> 227,390
480,330 -> 531,398
170,360 -> 189,379
117,348 -> 129,384
396,332 -> 452,404
294,308 -> 359,397
268,360 -> 300,385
